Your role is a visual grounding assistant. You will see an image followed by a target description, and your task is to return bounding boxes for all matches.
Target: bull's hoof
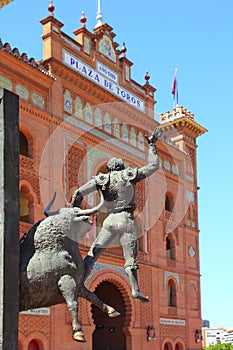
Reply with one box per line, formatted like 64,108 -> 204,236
106,306 -> 120,318
72,331 -> 86,342
132,291 -> 149,303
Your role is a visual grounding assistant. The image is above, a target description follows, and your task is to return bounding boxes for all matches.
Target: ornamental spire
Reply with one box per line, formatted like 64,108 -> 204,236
145,70 -> 150,84
48,0 -> 55,16
80,10 -> 87,27
95,0 -> 103,28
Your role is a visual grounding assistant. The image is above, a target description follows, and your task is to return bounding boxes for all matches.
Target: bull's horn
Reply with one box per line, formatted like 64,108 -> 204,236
77,190 -> 104,216
44,192 -> 59,217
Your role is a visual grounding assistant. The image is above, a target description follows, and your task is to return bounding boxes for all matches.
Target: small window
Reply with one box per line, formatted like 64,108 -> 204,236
168,279 -> 177,307
19,186 -> 34,223
166,236 -> 175,260
165,193 -> 172,212
19,131 -> 28,156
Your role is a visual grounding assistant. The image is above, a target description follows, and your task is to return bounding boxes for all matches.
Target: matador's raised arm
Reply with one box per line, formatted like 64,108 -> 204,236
71,178 -> 97,208
136,127 -> 161,181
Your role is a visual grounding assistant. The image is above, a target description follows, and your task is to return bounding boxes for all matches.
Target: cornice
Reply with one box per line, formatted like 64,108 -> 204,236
159,116 -> 207,137
0,39 -> 55,80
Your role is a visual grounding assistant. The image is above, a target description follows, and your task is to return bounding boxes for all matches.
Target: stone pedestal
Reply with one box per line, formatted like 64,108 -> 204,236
0,88 -> 19,350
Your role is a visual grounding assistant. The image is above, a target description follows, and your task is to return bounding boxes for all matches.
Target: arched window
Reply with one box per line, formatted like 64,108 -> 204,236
19,186 -> 34,223
122,124 -> 128,142
64,89 -> 72,114
104,113 -> 111,133
130,127 -> 136,146
164,342 -> 172,350
95,108 -> 102,128
175,342 -> 183,350
74,96 -> 83,119
28,339 -> 39,350
168,279 -> 177,307
166,236 -> 175,259
138,131 -> 144,150
165,193 -> 172,212
113,118 -> 120,138
19,131 -> 29,156
84,102 -> 93,123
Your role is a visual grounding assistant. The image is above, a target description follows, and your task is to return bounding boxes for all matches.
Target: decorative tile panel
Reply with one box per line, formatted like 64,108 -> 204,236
99,35 -> 116,63
138,131 -> 144,150
113,118 -> 120,138
32,93 -> 45,109
130,127 -> 136,146
0,75 -> 12,90
122,124 -> 128,142
164,160 -> 171,171
164,271 -> 180,290
104,112 -> 111,133
125,65 -> 130,81
16,84 -> 29,100
74,96 -> 83,119
84,36 -> 90,55
172,164 -> 179,175
87,146 -> 108,178
64,89 -> 72,114
95,108 -> 102,128
84,102 -> 93,124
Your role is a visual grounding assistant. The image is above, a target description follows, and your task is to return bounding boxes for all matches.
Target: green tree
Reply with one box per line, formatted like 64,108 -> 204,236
204,343 -> 233,350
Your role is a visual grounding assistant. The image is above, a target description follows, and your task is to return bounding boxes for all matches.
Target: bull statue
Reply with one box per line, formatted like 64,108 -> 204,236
19,191 -> 120,342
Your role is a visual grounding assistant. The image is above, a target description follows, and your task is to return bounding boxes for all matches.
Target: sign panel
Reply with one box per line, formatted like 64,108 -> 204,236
62,50 -> 145,112
20,308 -> 50,316
160,318 -> 186,326
96,60 -> 118,83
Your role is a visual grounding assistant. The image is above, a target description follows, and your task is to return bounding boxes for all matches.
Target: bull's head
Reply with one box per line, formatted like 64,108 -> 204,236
44,189 -> 104,218
44,190 -> 104,241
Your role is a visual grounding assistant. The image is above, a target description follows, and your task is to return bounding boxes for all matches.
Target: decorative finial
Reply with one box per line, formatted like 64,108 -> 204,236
121,42 -> 127,57
48,0 -> 55,16
95,0 -> 103,28
80,10 -> 87,27
145,70 -> 150,83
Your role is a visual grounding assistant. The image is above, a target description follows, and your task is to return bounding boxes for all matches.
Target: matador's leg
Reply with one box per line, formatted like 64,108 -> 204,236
84,223 -> 115,280
120,216 -> 149,303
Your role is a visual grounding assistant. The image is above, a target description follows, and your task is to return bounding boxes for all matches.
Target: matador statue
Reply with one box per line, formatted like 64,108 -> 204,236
71,127 -> 161,302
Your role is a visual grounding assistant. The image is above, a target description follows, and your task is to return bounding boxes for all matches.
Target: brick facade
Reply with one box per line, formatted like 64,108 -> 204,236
0,10 -> 206,350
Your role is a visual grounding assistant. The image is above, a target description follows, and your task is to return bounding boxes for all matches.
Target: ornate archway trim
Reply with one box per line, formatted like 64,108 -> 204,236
85,264 -> 135,328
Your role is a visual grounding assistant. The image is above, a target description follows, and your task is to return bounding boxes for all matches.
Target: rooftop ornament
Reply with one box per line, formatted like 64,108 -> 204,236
145,70 -> 150,84
121,42 -> 127,57
95,0 -> 103,28
48,0 -> 55,16
80,10 -> 87,27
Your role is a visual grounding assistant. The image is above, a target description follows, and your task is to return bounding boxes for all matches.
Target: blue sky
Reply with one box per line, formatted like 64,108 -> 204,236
1,0 -> 233,328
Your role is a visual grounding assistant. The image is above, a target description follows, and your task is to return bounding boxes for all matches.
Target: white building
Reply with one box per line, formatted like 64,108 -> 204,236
202,328 -> 233,347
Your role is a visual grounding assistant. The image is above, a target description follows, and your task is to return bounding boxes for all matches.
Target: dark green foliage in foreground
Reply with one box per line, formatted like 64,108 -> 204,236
204,343 -> 233,350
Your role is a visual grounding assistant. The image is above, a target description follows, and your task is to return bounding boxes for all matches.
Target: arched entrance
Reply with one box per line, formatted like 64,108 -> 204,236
175,343 -> 183,350
28,339 -> 39,350
92,281 -> 126,350
164,342 -> 172,350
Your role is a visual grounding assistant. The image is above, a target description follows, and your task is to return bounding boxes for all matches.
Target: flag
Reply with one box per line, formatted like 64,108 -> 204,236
171,68 -> 178,106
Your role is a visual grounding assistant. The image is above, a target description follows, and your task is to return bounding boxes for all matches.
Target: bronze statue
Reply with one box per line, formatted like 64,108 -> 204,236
19,191 -> 120,343
71,127 -> 161,303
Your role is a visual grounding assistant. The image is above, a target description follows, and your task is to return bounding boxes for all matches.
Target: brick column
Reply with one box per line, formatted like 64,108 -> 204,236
0,88 -> 19,350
